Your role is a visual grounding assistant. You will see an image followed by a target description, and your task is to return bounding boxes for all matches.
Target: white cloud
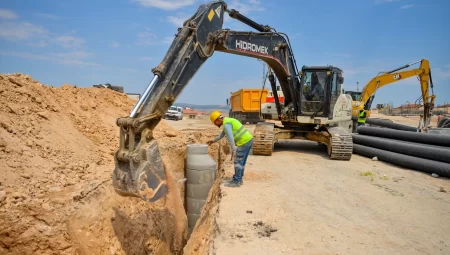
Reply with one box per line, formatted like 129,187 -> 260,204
163,36 -> 174,45
0,18 -> 85,50
54,35 -> 85,49
28,40 -> 48,47
121,68 -> 138,73
110,41 -> 120,48
227,0 -> 264,15
0,9 -> 18,20
0,21 -> 49,41
436,66 -> 450,78
140,56 -> 153,61
167,13 -> 190,27
133,0 -> 196,10
136,31 -> 158,45
0,50 -> 103,68
400,4 -> 414,9
35,13 -> 60,20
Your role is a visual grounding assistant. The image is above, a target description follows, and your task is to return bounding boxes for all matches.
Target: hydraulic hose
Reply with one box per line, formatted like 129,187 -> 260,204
357,126 -> 450,147
352,134 -> 450,164
353,144 -> 450,178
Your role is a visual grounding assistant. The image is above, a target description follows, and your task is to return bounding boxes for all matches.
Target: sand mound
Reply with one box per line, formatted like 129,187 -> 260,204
0,73 -> 226,254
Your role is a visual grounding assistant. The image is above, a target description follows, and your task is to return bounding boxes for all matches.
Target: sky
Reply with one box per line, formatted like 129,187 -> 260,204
0,0 -> 449,107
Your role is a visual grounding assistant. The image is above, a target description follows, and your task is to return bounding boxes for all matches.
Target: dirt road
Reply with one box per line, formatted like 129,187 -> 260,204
165,116 -> 450,254
212,140 -> 450,254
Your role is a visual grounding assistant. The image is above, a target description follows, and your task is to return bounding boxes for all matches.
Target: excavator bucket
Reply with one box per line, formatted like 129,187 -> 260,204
112,128 -> 168,202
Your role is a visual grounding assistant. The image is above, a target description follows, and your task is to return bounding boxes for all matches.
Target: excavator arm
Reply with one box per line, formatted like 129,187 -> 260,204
359,59 -> 435,128
112,0 -> 301,202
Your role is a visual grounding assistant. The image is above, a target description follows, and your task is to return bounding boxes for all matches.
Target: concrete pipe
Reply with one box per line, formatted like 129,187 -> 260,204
365,118 -> 417,132
357,126 -> 450,147
353,144 -> 450,178
185,144 -> 216,237
352,134 -> 450,164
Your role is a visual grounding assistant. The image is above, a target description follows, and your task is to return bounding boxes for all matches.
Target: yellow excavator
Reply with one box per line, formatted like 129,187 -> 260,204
345,59 -> 436,131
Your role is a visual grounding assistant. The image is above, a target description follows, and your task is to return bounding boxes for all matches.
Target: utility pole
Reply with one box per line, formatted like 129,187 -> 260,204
356,82 -> 359,92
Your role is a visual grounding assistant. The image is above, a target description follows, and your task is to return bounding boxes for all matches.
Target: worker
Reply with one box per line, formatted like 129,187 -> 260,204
357,109 -> 367,127
207,111 -> 253,187
309,72 -> 324,101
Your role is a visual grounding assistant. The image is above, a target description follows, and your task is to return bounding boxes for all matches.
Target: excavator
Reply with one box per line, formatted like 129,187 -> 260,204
112,0 -> 353,203
345,59 -> 436,131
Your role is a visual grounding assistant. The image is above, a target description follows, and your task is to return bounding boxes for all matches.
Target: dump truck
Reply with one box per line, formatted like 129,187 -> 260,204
226,88 -> 268,124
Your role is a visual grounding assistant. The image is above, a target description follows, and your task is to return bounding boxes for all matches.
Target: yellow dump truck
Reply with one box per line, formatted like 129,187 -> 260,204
226,88 -> 268,124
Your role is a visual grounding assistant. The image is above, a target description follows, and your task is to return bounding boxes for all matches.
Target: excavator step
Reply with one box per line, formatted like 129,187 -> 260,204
326,126 -> 353,160
252,122 -> 275,156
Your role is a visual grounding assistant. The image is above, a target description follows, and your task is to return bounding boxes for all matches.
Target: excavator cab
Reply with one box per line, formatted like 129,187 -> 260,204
299,66 -> 344,118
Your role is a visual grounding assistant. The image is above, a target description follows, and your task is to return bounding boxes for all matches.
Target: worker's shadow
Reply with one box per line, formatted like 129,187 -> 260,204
111,206 -> 183,255
272,140 -> 330,159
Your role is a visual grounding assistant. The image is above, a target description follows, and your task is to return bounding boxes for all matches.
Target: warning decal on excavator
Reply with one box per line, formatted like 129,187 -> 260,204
208,9 -> 215,21
215,6 -> 221,18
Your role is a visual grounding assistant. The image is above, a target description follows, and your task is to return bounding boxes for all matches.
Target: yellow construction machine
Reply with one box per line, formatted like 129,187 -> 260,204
345,59 -> 436,131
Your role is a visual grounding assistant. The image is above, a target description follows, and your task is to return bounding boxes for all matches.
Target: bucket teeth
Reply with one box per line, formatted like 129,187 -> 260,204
112,139 -> 168,202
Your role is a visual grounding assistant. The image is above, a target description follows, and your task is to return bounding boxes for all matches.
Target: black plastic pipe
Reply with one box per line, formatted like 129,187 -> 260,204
438,117 -> 450,128
437,116 -> 449,128
353,144 -> 450,177
357,126 -> 450,147
366,118 -> 417,132
352,134 -> 450,164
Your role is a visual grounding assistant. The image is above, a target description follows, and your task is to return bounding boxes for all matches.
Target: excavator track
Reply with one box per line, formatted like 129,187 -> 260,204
252,122 -> 275,156
326,126 -> 353,160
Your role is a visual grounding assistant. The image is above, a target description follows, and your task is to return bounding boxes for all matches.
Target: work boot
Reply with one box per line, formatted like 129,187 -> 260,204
225,180 -> 240,187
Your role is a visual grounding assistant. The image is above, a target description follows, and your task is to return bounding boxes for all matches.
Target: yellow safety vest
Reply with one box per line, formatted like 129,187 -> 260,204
358,111 -> 366,123
223,117 -> 253,146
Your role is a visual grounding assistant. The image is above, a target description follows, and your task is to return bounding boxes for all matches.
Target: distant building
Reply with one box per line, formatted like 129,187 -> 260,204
183,108 -> 206,119
435,104 -> 450,114
391,103 -> 424,115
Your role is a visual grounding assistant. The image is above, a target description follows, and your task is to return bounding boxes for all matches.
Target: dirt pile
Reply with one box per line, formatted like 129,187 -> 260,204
0,73 -> 226,254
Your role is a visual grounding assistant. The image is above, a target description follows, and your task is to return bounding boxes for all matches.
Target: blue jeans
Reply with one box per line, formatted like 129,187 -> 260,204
232,139 -> 253,182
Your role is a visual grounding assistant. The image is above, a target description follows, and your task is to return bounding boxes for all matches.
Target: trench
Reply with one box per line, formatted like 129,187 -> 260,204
0,74 -> 228,255
65,131 -> 228,255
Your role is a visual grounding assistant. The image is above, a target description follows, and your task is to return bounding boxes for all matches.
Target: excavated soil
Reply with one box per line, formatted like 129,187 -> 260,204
0,73 -> 227,254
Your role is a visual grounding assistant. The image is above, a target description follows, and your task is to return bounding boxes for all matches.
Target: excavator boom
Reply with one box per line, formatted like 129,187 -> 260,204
112,1 -> 303,202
